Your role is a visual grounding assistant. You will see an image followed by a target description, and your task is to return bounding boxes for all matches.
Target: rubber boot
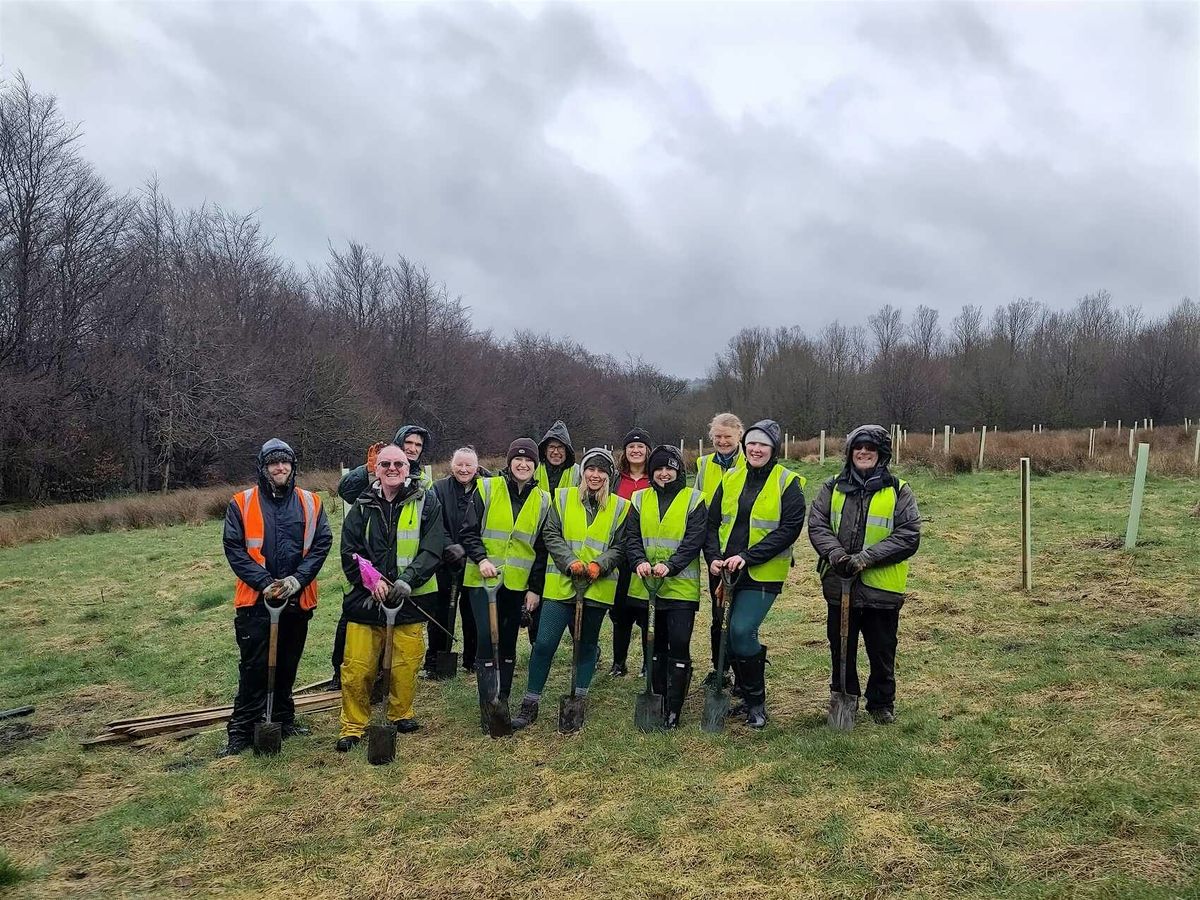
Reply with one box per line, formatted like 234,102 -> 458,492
499,658 -> 516,709
512,696 -> 539,730
475,660 -> 498,734
650,653 -> 667,699
727,655 -> 749,718
664,658 -> 691,729
740,647 -> 768,728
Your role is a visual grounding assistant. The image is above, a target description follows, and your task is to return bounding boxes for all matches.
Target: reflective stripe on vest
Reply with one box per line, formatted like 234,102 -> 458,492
694,451 -> 745,505
627,487 -> 702,602
828,479 -> 909,594
419,465 -> 434,490
717,463 -> 806,583
364,489 -> 437,596
463,477 -> 551,591
542,489 -> 629,604
232,486 -> 321,610
536,464 -> 580,497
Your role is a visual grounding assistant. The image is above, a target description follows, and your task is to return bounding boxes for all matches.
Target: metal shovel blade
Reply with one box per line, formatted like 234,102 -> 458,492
828,691 -> 858,732
634,691 -> 665,733
558,694 -> 586,734
434,650 -> 459,680
486,698 -> 513,738
252,721 -> 281,756
700,686 -> 730,733
365,722 -> 397,765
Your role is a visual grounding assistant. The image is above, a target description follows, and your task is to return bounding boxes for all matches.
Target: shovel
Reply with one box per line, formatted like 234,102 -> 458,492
434,578 -> 461,680
482,576 -> 513,738
701,569 -> 736,733
828,577 -> 858,731
365,600 -> 401,764
634,574 -> 666,732
558,575 -> 590,734
253,594 -> 287,756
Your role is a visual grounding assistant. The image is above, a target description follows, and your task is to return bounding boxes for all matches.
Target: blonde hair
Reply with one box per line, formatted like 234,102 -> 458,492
577,468 -> 612,511
708,412 -> 744,439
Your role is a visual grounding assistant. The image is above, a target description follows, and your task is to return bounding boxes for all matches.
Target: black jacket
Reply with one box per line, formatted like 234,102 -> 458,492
460,469 -> 549,595
538,419 -> 578,489
223,467 -> 332,605
339,481 -> 446,626
807,424 -> 921,609
624,476 -> 707,609
703,420 -> 806,596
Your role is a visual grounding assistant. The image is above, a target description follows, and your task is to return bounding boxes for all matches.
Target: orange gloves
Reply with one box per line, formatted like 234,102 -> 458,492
586,562 -> 601,581
567,561 -> 587,577
366,441 -> 386,469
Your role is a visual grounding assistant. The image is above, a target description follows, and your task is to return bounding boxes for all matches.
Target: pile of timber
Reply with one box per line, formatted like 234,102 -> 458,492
83,680 -> 340,748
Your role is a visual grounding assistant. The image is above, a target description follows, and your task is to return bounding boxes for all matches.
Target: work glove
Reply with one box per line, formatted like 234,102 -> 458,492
586,562 -> 602,582
278,576 -> 302,600
567,560 -> 587,577
442,543 -> 466,566
827,548 -> 849,569
387,580 -> 412,604
844,553 -> 870,576
366,441 -> 387,470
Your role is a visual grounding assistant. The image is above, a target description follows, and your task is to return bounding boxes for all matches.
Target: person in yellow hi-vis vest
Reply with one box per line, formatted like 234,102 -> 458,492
511,448 -> 629,731
336,444 -> 445,751
460,438 -> 551,730
704,419 -> 806,729
625,444 -> 707,728
694,412 -> 745,688
807,425 -> 921,725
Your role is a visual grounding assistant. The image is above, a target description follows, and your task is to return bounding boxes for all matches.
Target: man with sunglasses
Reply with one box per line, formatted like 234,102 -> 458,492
808,425 -> 921,725
336,443 -> 445,749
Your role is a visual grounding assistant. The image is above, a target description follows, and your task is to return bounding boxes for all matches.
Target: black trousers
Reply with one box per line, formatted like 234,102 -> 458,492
650,605 -> 697,661
424,568 -> 468,671
228,604 -> 311,742
610,570 -> 647,666
826,603 -> 899,711
469,585 -> 523,697
707,574 -> 727,671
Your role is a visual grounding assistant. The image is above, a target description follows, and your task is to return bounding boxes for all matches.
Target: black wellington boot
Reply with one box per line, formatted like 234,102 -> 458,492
664,658 -> 691,729
650,653 -> 667,698
475,660 -> 498,734
499,658 -> 516,709
741,647 -> 768,728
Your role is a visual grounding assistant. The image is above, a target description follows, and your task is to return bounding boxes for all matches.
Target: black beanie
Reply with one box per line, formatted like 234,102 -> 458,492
623,428 -> 652,450
507,437 -> 539,467
647,444 -> 683,474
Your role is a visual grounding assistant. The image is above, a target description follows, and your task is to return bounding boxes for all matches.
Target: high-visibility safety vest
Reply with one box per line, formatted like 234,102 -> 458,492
418,465 -> 434,490
694,450 -> 745,505
463,477 -> 551,592
535,463 -> 580,496
627,487 -> 702,602
828,480 -> 909,594
543,488 -> 629,604
717,463 -> 806,583
232,486 -> 321,610
363,489 -> 438,596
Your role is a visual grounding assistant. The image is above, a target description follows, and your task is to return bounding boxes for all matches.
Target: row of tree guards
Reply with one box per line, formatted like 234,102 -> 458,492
1019,442 -> 1152,591
610,420 -> 1200,470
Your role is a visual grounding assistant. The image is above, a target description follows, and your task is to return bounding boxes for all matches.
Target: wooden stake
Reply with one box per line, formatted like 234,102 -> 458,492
977,425 -> 987,470
1020,457 -> 1032,591
784,434 -> 789,458
819,430 -> 826,464
1193,429 -> 1199,469
1124,443 -> 1150,550
1088,428 -> 1095,459
943,425 -> 951,454
931,428 -> 936,449
1128,427 -> 1135,458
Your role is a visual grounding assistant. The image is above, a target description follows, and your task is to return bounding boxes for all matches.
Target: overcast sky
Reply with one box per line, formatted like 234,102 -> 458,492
4,1 -> 1198,376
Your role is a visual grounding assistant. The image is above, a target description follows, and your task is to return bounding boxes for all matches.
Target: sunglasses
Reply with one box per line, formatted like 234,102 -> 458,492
377,460 -> 408,470
851,444 -> 879,452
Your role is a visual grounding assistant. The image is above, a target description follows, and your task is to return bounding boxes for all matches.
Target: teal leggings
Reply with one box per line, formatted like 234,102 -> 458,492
525,599 -> 606,696
728,589 -> 776,657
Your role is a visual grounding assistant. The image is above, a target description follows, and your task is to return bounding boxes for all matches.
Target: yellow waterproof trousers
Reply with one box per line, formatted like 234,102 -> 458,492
338,621 -> 424,738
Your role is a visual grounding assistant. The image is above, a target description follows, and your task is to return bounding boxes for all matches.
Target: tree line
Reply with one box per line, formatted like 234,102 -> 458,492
1,74 -> 1195,502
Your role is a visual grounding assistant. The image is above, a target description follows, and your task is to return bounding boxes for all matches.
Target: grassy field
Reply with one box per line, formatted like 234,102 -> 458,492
1,463 -> 1197,899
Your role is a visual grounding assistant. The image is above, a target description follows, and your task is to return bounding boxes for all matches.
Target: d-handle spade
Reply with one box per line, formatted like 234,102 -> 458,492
483,575 -> 513,738
365,600 -> 402,765
701,568 -> 736,733
827,577 -> 858,732
253,594 -> 288,756
558,575 -> 591,735
434,578 -> 462,680
634,574 -> 666,732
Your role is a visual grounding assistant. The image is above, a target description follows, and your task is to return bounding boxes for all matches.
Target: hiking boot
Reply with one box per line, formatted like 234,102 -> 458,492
281,723 -> 310,738
393,719 -> 422,734
609,662 -> 628,678
218,738 -> 249,758
744,704 -> 768,729
335,736 -> 360,752
512,697 -> 540,730
869,708 -> 896,725
737,647 -> 768,728
328,671 -> 342,691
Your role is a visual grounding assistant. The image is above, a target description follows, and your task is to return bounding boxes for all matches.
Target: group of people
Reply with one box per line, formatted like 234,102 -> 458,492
219,414 -> 921,756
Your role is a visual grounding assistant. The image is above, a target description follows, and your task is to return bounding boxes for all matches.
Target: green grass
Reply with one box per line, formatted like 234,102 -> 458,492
0,469 -> 1197,898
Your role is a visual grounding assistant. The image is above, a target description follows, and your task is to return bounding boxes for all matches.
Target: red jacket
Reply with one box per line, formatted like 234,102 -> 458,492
615,471 -> 649,499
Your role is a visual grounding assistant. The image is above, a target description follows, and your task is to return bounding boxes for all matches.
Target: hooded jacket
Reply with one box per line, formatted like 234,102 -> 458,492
337,424 -> 434,503
459,467 -> 549,594
623,446 -> 707,609
536,420 -> 580,492
807,424 -> 921,609
702,419 -> 806,595
223,439 -> 333,611
433,471 -> 480,546
339,479 -> 446,626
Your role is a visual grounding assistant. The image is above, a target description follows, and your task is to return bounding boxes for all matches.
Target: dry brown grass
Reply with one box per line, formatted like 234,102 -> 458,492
784,425 -> 1199,476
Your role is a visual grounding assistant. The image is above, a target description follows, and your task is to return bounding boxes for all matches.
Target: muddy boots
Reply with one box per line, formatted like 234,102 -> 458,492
475,660 -> 499,733
734,647 -> 768,728
665,658 -> 692,729
512,696 -> 539,729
